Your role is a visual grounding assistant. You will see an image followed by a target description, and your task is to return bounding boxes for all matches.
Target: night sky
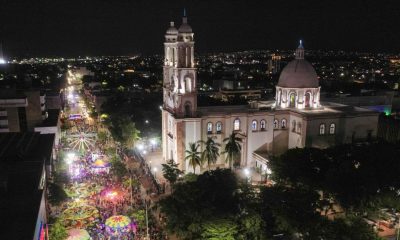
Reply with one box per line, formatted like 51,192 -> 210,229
1,0 -> 400,57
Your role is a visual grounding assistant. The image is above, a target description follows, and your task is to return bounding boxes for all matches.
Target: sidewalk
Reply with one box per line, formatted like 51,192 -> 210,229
123,149 -> 179,239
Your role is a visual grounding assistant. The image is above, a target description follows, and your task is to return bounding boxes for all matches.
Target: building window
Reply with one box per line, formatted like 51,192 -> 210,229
207,122 -> 213,134
251,120 -> 257,131
273,119 -> 279,129
184,102 -> 191,117
216,122 -> 222,134
260,120 -> 266,131
289,92 -> 296,108
292,120 -> 296,132
281,119 -> 287,129
329,123 -> 335,135
305,92 -> 311,108
297,122 -> 302,133
233,118 -> 240,131
319,123 -> 326,135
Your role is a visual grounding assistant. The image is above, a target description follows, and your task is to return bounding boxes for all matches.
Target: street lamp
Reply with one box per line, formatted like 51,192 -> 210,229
150,138 -> 156,152
105,190 -> 119,215
137,144 -> 144,151
153,167 -> 158,178
244,168 -> 251,183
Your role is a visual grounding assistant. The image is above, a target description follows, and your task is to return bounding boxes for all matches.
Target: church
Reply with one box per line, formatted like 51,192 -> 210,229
161,14 -> 379,174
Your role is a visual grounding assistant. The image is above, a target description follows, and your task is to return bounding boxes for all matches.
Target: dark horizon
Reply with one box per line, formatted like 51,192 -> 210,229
1,0 -> 400,58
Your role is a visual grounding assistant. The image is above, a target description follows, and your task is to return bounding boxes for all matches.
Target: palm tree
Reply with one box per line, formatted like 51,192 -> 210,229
222,131 -> 242,169
185,142 -> 202,174
198,137 -> 221,171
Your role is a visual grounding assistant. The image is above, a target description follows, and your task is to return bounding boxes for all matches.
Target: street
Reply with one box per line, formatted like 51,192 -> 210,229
49,82 -> 167,239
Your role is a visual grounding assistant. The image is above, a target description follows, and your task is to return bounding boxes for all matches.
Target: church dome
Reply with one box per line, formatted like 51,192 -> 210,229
178,14 -> 192,33
166,22 -> 178,35
178,22 -> 192,33
277,59 -> 319,88
277,41 -> 319,88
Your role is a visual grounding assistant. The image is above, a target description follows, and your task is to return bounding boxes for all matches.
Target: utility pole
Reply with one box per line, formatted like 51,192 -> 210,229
145,201 -> 150,240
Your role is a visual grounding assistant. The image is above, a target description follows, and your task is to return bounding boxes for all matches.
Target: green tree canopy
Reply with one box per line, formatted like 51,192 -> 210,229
162,159 -> 184,187
49,220 -> 68,240
159,169 -> 241,239
222,131 -> 242,168
48,182 -> 68,205
185,142 -> 202,174
199,137 -> 220,170
201,218 -> 238,240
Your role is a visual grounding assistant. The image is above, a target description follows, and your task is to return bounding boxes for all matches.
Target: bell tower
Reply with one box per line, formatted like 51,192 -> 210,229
163,11 -> 197,118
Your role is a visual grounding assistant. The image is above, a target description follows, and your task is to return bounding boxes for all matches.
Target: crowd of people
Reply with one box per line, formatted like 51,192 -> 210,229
52,118 -> 168,239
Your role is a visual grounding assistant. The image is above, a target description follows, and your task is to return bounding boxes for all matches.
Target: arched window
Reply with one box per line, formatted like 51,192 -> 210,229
207,122 -> 213,134
281,119 -> 287,129
305,92 -> 311,108
319,123 -> 326,135
289,92 -> 296,108
216,122 -> 222,134
185,77 -> 191,93
251,120 -> 257,131
233,118 -> 240,131
278,89 -> 282,106
184,101 -> 191,117
297,122 -> 302,133
260,120 -> 266,131
273,119 -> 279,129
329,123 -> 335,135
292,120 -> 296,132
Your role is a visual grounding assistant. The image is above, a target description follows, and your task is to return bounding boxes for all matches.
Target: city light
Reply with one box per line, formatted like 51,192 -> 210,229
137,144 -> 144,150
244,168 -> 250,177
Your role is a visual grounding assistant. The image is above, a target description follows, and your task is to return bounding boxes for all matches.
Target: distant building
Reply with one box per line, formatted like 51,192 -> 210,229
0,132 -> 55,240
321,91 -> 394,115
161,15 -> 379,174
267,54 -> 281,74
0,87 -> 47,132
0,82 -> 61,146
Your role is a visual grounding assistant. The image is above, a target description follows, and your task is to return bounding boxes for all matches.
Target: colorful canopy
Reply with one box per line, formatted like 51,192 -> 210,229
66,228 -> 90,240
91,159 -> 110,168
105,215 -> 131,230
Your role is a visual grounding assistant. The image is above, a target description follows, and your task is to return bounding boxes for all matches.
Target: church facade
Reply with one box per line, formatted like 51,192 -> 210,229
161,15 -> 379,174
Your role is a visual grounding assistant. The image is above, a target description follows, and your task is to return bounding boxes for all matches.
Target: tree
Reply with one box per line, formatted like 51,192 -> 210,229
162,159 -> 184,189
105,115 -> 141,149
49,220 -> 68,240
222,131 -> 242,168
185,142 -> 202,174
159,169 -> 239,239
48,182 -> 68,205
110,157 -> 128,179
122,121 -> 141,148
260,185 -> 322,236
97,130 -> 108,143
313,216 -> 381,240
201,218 -> 238,240
199,137 -> 220,170
130,209 -> 146,229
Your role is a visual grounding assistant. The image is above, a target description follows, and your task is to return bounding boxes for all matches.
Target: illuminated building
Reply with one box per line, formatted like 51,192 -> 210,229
161,15 -> 379,173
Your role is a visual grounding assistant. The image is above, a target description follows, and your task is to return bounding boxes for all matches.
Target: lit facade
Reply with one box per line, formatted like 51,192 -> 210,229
161,16 -> 379,174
